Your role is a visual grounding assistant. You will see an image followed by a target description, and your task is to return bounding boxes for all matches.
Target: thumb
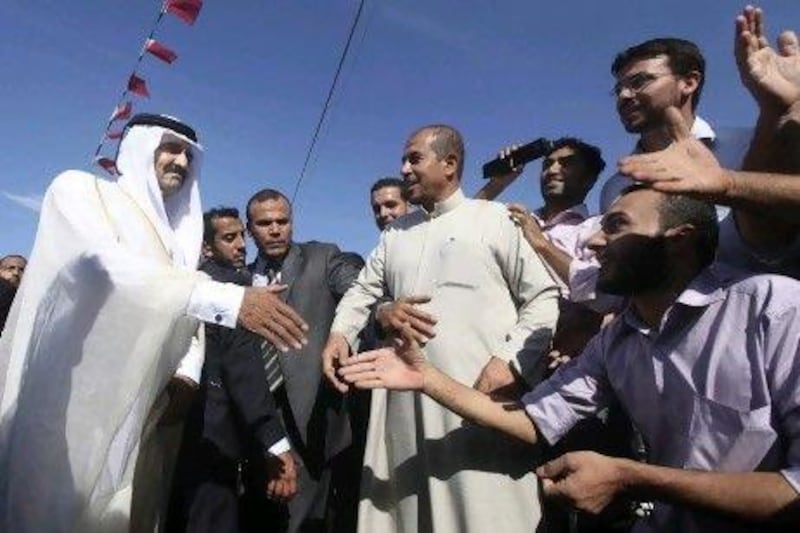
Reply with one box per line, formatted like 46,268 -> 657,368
266,284 -> 288,294
663,106 -> 691,143
778,30 -> 800,56
536,455 -> 569,479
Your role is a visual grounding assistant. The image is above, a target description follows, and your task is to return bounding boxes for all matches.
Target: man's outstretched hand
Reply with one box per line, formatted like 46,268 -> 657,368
338,324 -> 427,391
238,286 -> 308,352
322,332 -> 352,393
537,451 -> 628,515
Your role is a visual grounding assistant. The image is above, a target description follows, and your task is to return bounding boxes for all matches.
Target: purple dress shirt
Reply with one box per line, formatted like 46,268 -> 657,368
523,267 -> 800,532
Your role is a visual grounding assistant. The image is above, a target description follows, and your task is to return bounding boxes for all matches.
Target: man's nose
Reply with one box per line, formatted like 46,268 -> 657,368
401,160 -> 412,176
586,229 -> 606,253
174,149 -> 190,167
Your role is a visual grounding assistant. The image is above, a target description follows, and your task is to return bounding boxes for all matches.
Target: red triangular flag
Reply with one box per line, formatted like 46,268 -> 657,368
110,101 -> 132,122
128,74 -> 150,98
106,130 -> 124,140
145,39 -> 178,64
95,157 -> 118,175
165,0 -> 203,25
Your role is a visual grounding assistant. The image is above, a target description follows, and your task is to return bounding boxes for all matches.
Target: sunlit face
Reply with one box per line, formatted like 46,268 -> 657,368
587,189 -> 670,295
203,216 -> 246,269
371,186 -> 409,230
400,131 -> 457,207
540,146 -> 593,205
613,55 -> 690,134
0,256 -> 26,288
248,198 -> 293,260
154,138 -> 193,197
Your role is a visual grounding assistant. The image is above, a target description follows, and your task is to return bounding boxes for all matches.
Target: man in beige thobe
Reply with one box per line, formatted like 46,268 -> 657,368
323,124 -> 559,532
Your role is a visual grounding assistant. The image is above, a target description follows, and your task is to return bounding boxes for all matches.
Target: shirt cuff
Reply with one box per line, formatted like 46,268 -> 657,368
186,280 -> 245,329
174,333 -> 205,384
267,437 -> 291,456
522,384 -> 581,446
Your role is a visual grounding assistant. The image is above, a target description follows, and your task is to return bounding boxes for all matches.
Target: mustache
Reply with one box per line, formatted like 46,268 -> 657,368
163,163 -> 188,179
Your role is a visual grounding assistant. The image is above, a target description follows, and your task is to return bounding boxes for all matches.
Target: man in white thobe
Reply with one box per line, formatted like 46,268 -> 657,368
0,113 -> 307,533
323,124 -> 559,532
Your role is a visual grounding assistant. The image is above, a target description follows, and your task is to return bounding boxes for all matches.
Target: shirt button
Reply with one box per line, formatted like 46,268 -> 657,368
214,313 -> 222,323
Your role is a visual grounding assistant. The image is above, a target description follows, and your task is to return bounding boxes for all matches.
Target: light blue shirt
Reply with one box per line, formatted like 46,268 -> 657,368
524,267 -> 800,532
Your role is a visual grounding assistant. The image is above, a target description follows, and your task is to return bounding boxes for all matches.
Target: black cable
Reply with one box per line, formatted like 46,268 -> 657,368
290,0 -> 367,203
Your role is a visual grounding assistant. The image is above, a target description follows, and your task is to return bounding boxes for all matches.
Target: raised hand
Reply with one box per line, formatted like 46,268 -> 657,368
735,5 -> 800,111
238,286 -> 308,352
376,295 -> 437,344
617,107 -> 732,198
265,451 -> 298,503
338,324 -> 427,391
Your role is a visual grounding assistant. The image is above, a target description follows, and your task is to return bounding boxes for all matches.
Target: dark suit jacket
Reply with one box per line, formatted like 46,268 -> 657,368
249,241 -> 364,466
180,262 -> 286,463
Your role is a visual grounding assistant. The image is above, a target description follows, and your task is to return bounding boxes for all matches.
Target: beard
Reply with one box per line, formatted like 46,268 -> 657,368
596,234 -> 672,296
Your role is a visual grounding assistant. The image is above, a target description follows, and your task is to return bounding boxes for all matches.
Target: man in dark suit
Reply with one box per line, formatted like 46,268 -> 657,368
246,188 -> 364,533
167,211 -> 298,533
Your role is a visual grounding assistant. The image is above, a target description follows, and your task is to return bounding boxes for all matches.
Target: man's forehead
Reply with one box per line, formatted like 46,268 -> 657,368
616,55 -> 671,77
373,186 -> 403,200
157,132 -> 192,151
546,146 -> 577,161
0,256 -> 25,267
213,216 -> 244,230
610,188 -> 662,215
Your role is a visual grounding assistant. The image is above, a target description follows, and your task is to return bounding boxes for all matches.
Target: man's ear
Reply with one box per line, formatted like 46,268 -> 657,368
679,70 -> 701,102
443,153 -> 459,179
663,223 -> 695,243
201,242 -> 213,259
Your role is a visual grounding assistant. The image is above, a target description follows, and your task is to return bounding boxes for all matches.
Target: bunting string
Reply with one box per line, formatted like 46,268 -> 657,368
93,0 -> 202,174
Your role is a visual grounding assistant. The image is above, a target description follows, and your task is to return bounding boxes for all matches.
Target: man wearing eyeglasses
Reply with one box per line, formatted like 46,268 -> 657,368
600,38 -> 748,213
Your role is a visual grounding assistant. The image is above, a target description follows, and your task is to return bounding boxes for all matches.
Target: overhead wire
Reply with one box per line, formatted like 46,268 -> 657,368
290,0 -> 367,203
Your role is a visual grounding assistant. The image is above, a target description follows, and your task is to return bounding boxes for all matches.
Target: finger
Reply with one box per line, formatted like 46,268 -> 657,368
404,295 -> 433,305
268,311 -> 308,349
663,107 -> 691,142
778,30 -> 800,57
753,6 -> 766,43
261,329 -> 289,353
338,360 -> 378,376
536,455 -> 569,479
342,369 -> 381,384
406,309 -> 437,328
273,301 -> 309,333
265,283 -> 288,294
323,353 -> 350,393
354,378 -> 386,390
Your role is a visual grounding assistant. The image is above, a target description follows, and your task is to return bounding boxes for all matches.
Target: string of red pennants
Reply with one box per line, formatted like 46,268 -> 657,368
94,0 -> 203,175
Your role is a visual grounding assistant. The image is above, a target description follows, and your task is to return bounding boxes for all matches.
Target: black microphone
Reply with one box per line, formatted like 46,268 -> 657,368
482,138 -> 553,179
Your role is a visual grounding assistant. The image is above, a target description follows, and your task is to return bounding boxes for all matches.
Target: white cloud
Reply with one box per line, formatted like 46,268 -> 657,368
2,191 -> 43,213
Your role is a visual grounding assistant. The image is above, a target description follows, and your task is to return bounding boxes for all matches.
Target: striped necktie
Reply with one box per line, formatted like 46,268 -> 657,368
262,268 -> 284,391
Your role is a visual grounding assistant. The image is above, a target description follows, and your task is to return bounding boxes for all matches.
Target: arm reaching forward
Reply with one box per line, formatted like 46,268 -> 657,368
338,325 -> 539,445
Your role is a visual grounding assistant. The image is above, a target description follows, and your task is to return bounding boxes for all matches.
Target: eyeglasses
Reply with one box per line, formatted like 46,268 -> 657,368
610,72 -> 673,97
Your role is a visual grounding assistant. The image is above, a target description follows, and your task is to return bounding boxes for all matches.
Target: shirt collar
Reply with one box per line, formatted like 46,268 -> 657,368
534,203 -> 590,227
423,188 -> 465,218
620,266 -> 727,333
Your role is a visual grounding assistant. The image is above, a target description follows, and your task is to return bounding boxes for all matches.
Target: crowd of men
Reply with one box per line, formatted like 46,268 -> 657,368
0,4 -> 798,533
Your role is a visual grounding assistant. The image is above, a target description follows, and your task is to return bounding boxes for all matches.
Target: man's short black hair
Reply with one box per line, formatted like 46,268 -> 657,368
370,177 -> 409,200
245,189 -> 291,223
611,38 -> 705,111
549,137 -> 606,186
0,254 -> 26,266
203,207 -> 241,244
621,184 -> 718,269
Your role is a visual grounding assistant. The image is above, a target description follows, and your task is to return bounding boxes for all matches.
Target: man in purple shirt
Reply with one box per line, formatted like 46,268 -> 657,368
339,185 -> 800,531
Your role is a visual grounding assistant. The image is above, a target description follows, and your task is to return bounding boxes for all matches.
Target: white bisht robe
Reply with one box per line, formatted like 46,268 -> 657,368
332,189 -> 559,533
0,125 -> 207,532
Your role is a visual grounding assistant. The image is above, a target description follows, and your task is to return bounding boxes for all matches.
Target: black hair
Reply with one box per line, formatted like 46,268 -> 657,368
370,177 -> 409,200
611,38 -> 705,111
203,207 -> 240,244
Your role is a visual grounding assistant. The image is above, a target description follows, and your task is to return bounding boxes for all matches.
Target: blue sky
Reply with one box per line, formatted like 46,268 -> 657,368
1,0 -> 798,260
